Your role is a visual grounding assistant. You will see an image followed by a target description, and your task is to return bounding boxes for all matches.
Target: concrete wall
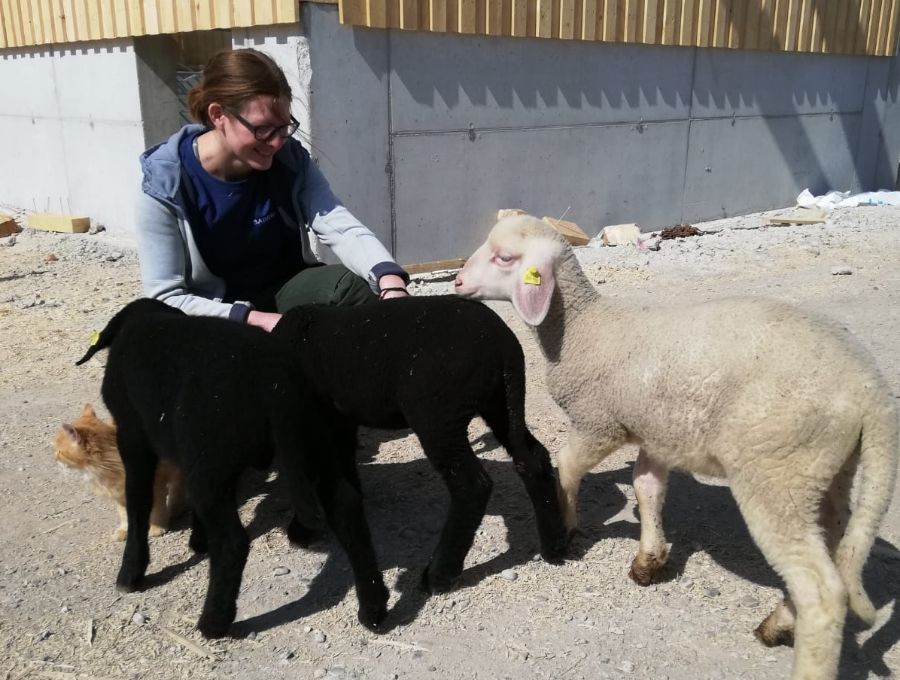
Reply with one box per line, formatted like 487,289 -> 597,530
0,29 -> 313,241
1,9 -> 898,265
0,41 -> 146,235
303,3 -> 900,265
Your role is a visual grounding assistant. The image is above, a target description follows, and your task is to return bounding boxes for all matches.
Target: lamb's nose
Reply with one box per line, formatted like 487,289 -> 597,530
453,275 -> 462,287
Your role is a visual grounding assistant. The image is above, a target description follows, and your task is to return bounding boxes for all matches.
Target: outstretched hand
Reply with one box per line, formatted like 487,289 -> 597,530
247,310 -> 283,332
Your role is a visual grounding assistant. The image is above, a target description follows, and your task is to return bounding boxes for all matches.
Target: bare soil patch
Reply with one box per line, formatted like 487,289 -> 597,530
1,206 -> 898,680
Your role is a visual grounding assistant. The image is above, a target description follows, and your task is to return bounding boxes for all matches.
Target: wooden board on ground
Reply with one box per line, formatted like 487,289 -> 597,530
27,212 -> 91,233
404,258 -> 468,275
0,213 -> 18,237
768,208 -> 827,225
542,216 -> 591,246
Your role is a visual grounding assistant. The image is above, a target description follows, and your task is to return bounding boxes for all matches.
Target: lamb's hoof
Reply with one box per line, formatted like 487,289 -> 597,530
565,526 -> 585,545
115,574 -> 143,593
420,567 -> 458,595
540,539 -> 568,565
287,517 -> 322,548
149,525 -> 167,538
113,528 -> 128,542
357,604 -> 388,633
754,619 -> 794,648
628,553 -> 667,586
188,530 -> 208,554
197,615 -> 233,640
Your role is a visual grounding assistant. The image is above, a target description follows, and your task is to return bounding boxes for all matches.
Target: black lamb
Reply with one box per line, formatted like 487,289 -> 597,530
76,298 -> 388,638
272,295 -> 568,593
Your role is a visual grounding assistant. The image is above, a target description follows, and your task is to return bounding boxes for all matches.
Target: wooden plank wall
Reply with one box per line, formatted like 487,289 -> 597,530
1,0 -> 897,55
339,0 -> 900,56
0,0 -> 300,49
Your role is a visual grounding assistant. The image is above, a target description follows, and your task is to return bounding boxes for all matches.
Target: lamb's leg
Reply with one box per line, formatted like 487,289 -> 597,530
188,512 -> 208,554
729,472 -> 845,680
629,448 -> 670,585
557,431 -> 620,535
757,454 -> 859,647
514,432 -> 568,562
115,431 -> 156,592
191,489 -> 249,639
481,402 -> 567,563
415,427 -> 492,594
275,414 -> 388,631
314,474 -> 389,631
287,423 -> 359,549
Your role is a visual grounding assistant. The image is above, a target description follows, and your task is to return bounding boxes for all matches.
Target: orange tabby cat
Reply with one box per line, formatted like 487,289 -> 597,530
53,403 -> 185,540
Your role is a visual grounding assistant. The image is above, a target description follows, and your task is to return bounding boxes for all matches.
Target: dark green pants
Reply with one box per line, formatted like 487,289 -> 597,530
274,264 -> 377,312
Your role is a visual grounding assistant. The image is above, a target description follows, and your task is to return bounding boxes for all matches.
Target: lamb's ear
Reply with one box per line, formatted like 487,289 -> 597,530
512,257 -> 555,326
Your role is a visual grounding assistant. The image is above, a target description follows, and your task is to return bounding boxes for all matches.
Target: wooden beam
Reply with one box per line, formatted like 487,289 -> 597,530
404,258 -> 468,274
559,0 -> 575,37
580,0 -> 596,39
642,0 -> 656,42
536,0 -> 552,36
27,213 -> 91,233
542,216 -> 591,245
602,0 -> 617,40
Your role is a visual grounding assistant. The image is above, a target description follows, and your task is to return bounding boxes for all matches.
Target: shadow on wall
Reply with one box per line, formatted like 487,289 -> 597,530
349,7 -> 899,218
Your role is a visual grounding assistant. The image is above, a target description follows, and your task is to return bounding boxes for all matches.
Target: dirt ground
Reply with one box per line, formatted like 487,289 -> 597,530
1,204 -> 898,680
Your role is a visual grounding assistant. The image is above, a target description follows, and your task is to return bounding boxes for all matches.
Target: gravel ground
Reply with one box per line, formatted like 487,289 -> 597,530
1,204 -> 898,680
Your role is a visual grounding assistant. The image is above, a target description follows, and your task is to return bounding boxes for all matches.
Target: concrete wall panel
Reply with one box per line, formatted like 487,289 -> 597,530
54,42 -> 142,121
0,117 -> 68,211
304,5 -> 393,253
0,49 -> 60,117
390,32 -> 694,132
683,114 -> 862,222
691,49 -> 871,119
0,41 -> 145,236
392,121 -> 689,264
2,3 -> 899,257
59,118 -> 146,230
859,58 -> 896,190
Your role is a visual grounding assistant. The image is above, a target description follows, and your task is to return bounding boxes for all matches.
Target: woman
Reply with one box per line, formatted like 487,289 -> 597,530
136,48 -> 409,332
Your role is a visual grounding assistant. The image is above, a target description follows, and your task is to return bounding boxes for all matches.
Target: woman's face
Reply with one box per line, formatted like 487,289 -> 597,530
215,95 -> 293,174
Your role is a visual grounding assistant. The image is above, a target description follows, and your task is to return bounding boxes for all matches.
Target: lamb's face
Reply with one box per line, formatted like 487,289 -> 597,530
455,215 -> 565,325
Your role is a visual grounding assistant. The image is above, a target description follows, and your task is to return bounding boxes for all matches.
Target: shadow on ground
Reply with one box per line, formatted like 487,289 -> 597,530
141,428 -> 900,676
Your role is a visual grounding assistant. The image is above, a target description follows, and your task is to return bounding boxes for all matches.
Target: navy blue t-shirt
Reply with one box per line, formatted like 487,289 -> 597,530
178,131 -> 303,304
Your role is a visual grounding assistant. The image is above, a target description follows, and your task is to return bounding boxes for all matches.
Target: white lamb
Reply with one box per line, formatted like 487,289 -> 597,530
454,214 -> 898,680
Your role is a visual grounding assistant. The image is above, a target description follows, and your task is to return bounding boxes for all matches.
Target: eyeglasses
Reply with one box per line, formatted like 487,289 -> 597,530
226,109 -> 300,141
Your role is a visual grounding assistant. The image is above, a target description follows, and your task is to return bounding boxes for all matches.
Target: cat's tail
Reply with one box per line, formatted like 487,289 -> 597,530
75,298 -> 179,366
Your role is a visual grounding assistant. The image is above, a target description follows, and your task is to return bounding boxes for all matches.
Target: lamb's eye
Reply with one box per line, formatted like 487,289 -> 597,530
494,253 -> 514,264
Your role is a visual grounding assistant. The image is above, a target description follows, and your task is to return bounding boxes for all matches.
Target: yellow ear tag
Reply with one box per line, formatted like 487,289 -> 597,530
89,330 -> 100,346
523,266 -> 542,285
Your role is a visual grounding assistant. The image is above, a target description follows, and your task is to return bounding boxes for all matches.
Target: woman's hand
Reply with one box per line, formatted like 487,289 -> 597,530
247,310 -> 283,332
378,274 -> 410,300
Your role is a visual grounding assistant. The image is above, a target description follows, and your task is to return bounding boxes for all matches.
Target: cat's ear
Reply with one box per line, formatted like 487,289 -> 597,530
61,423 -> 81,443
81,403 -> 96,418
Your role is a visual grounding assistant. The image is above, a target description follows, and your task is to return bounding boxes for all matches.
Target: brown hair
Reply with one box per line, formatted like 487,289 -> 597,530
187,48 -> 292,126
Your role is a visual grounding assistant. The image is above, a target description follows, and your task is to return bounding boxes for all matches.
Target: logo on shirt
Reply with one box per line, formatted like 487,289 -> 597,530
253,212 -> 276,227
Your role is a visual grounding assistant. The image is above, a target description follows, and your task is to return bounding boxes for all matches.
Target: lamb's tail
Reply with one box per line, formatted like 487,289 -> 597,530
75,298 -> 176,366
835,391 -> 899,626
